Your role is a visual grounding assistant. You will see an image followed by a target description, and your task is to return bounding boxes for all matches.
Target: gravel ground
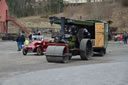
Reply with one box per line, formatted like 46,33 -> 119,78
2,62 -> 128,85
0,40 -> 128,84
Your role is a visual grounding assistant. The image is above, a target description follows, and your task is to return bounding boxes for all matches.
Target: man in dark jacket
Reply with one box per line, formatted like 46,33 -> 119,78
28,33 -> 32,41
123,32 -> 128,44
16,33 -> 25,51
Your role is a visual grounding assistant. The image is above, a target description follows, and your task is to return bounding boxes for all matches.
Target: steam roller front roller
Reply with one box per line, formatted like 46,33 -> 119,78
45,46 -> 70,63
80,39 -> 93,60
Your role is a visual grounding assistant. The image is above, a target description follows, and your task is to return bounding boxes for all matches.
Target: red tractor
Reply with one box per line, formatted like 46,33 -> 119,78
23,39 -> 52,56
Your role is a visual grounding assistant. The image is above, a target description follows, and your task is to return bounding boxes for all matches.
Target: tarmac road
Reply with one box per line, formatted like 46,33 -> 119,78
0,41 -> 128,85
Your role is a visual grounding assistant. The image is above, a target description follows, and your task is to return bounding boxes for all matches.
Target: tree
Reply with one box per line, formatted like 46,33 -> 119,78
6,0 -> 35,17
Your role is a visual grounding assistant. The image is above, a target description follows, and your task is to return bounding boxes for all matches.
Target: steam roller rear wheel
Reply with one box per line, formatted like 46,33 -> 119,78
46,46 -> 69,63
80,39 -> 93,60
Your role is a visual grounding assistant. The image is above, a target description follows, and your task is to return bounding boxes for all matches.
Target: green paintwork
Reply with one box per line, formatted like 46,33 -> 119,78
54,18 -> 107,26
53,17 -> 108,49
54,19 -> 94,26
104,23 -> 108,48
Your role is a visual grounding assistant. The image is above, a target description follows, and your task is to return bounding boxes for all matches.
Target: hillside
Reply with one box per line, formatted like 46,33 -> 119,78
8,16 -> 60,33
8,2 -> 128,33
56,2 -> 128,32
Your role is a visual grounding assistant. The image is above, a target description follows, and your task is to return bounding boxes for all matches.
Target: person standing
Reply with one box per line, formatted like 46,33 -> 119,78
16,33 -> 22,51
119,34 -> 123,44
16,33 -> 25,51
24,38 -> 29,46
28,32 -> 32,41
83,28 -> 91,38
21,34 -> 25,47
123,32 -> 128,44
114,35 -> 118,43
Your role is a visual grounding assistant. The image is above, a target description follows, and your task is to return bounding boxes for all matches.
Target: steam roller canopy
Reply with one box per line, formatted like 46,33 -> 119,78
46,46 -> 69,63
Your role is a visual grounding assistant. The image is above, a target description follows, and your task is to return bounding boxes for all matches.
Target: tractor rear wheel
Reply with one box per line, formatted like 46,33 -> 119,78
23,49 -> 28,55
80,39 -> 93,60
37,47 -> 43,56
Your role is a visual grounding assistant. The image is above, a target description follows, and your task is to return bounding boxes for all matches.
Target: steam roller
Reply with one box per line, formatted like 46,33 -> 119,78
45,16 -> 109,63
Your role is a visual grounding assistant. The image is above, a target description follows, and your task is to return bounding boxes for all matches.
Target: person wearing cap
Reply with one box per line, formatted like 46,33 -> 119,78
83,28 -> 91,38
16,33 -> 25,51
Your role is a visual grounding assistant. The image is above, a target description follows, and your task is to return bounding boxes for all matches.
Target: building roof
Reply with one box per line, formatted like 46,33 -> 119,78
63,0 -> 103,4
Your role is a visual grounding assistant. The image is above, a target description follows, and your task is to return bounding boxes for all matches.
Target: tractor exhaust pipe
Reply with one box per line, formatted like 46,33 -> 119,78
60,17 -> 65,36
